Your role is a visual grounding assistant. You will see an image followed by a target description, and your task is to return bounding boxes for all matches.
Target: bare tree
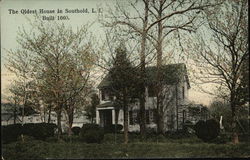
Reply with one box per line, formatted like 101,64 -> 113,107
147,0 -> 216,134
6,17 -> 96,138
102,0 -> 219,135
6,49 -> 32,126
191,0 -> 248,144
62,55 -> 94,136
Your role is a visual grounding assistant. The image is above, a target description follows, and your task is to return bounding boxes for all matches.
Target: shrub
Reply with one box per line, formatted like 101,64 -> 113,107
206,119 -> 220,139
104,124 -> 123,133
2,124 -> 23,143
194,119 -> 220,142
81,124 -> 100,132
71,126 -> 81,135
22,123 -> 57,140
183,120 -> 195,132
80,124 -> 104,143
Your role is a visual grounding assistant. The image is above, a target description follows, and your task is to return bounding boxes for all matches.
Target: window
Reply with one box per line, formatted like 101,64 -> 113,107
101,90 -> 106,101
148,85 -> 157,97
151,109 -> 157,123
129,110 -> 139,125
129,111 -> 134,125
101,89 -> 113,101
129,110 -> 158,125
146,110 -> 150,124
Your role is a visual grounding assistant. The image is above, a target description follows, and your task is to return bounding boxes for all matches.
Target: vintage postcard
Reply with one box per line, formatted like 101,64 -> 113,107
1,0 -> 249,159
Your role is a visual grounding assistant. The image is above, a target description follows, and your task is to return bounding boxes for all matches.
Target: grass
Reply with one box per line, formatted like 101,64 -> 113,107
2,134 -> 250,159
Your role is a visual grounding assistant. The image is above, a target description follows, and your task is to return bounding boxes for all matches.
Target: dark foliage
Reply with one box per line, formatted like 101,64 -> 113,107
80,124 -> 104,143
71,126 -> 81,135
104,124 -> 123,133
194,119 -> 220,142
81,124 -> 100,132
2,123 -> 57,143
22,123 -> 57,140
2,124 -> 23,143
183,120 -> 195,129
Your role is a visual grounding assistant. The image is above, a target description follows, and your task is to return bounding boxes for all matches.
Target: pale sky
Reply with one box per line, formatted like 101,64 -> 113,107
1,0 -> 215,106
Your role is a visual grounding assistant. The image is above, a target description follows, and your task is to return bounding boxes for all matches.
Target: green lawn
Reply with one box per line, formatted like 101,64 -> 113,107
2,135 -> 250,159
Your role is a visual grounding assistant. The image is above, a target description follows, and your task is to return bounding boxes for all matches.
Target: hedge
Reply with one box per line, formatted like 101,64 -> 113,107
2,124 -> 23,143
71,126 -> 81,135
2,123 -> 57,143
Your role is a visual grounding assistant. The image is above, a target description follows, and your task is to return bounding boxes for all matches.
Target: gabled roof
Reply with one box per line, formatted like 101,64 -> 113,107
98,63 -> 190,89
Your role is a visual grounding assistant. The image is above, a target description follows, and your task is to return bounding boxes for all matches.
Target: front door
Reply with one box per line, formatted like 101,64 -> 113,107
99,110 -> 112,127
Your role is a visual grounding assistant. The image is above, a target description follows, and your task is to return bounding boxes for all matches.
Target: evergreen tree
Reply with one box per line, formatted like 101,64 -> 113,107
109,45 -> 138,144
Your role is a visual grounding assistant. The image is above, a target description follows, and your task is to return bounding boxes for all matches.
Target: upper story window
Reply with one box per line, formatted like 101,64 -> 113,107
101,89 -> 113,101
148,85 -> 157,97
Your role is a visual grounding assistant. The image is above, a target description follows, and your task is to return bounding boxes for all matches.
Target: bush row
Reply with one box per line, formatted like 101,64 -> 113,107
2,123 -> 123,144
2,123 -> 57,143
2,120 -> 225,144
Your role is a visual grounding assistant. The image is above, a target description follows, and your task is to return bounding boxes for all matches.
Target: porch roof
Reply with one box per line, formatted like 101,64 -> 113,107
97,101 -> 114,108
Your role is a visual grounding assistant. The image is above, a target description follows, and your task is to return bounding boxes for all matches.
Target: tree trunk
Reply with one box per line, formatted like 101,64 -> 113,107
157,107 -> 164,134
176,85 -> 179,131
57,109 -> 62,139
138,0 -> 149,138
67,108 -> 74,136
139,33 -> 146,137
123,89 -> 129,144
44,107 -> 46,122
231,91 -> 239,144
139,89 -> 146,137
22,102 -> 25,126
156,1 -> 164,135
47,106 -> 52,123
14,100 -> 17,124
249,103 -> 250,135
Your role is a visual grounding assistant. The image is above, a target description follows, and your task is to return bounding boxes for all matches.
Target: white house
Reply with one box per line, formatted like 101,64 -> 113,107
96,63 -> 191,132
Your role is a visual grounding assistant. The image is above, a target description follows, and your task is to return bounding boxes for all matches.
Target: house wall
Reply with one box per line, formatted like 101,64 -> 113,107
97,77 -> 190,132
